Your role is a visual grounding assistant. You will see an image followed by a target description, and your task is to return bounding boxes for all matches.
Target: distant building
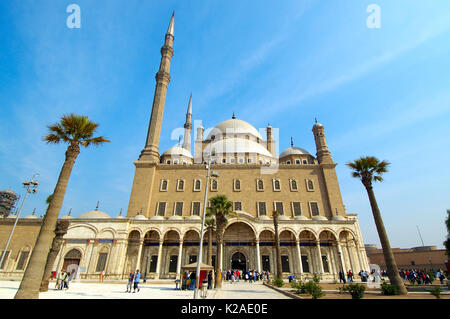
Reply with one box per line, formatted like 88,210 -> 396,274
365,244 -> 448,271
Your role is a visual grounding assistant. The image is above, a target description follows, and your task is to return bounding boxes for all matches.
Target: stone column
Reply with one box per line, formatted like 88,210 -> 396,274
316,240 -> 325,274
336,242 -> 345,273
296,240 -> 303,274
256,241 -> 261,273
84,240 -> 96,276
156,240 -> 164,279
135,240 -> 144,271
176,241 -> 183,278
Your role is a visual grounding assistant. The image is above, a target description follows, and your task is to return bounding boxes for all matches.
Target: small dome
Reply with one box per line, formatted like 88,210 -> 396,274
279,146 -> 310,158
313,121 -> 323,128
312,215 -> 328,221
115,215 -> 125,219
78,210 -> 111,219
162,146 -> 193,158
332,216 -> 346,221
60,215 -> 74,219
206,119 -> 264,140
133,214 -> 147,220
7,214 -> 17,219
294,216 -> 309,221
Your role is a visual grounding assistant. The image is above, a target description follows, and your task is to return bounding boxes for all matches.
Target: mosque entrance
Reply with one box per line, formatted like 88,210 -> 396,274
231,252 -> 246,272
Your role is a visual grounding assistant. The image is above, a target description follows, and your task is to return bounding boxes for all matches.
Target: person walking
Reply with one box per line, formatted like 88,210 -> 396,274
55,269 -> 63,290
339,270 -> 346,284
347,269 -> 353,282
62,270 -> 69,291
133,269 -> 141,293
126,271 -> 134,292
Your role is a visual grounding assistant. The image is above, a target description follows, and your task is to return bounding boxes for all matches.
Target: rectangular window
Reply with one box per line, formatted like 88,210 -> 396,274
149,255 -> 158,272
234,179 -> 241,191
192,202 -> 201,216
169,256 -> 178,273
290,179 -> 298,191
306,179 -> 315,191
193,179 -> 201,192
301,255 -> 309,273
234,202 -> 242,211
258,202 -> 267,216
322,255 -> 329,273
16,251 -> 30,271
177,179 -> 185,191
273,179 -> 281,191
157,202 -> 166,216
262,255 -> 270,271
0,251 -> 9,269
292,202 -> 302,216
175,202 -> 183,216
95,253 -> 108,272
160,179 -> 168,191
310,202 -> 319,216
274,202 -> 284,215
281,255 -> 290,273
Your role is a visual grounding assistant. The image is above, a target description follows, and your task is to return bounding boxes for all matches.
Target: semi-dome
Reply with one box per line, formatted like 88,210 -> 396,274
279,146 -> 310,158
162,146 -> 193,158
206,137 -> 272,157
7,214 -> 17,219
206,119 -> 264,141
133,214 -> 147,220
78,210 -> 111,219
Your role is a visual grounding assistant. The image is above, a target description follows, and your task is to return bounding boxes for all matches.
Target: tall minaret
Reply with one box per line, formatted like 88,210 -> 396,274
312,119 -> 333,164
139,12 -> 175,161
182,94 -> 192,152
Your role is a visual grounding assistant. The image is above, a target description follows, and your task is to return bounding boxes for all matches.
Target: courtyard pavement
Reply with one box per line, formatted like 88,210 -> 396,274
0,280 -> 290,299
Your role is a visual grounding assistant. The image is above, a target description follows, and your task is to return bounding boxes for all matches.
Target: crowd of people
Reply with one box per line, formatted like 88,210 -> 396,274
54,269 -> 75,290
223,269 -> 270,283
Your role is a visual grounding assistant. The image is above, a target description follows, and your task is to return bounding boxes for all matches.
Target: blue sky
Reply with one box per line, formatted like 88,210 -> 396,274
0,0 -> 449,249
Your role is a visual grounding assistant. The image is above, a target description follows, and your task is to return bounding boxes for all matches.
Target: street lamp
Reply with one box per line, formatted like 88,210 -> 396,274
0,174 -> 39,269
193,156 -> 219,299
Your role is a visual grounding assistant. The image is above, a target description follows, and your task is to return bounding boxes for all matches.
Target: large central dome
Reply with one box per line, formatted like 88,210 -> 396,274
206,119 -> 264,141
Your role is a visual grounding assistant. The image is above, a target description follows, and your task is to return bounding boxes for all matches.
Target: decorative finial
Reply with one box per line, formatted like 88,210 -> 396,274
315,117 -> 318,123
178,135 -> 182,147
167,11 -> 175,36
68,208 -> 72,216
32,208 -> 36,216
95,201 -> 99,211
119,208 -> 122,216
232,112 -> 236,119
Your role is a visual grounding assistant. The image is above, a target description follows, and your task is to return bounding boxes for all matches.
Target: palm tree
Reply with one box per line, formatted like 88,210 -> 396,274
272,210 -> 283,280
347,156 -> 407,295
205,214 -> 216,266
15,114 -> 109,299
206,195 -> 236,289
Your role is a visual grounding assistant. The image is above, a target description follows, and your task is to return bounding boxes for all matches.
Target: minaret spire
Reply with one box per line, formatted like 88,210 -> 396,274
139,13 -> 175,161
291,137 -> 294,147
182,94 -> 192,152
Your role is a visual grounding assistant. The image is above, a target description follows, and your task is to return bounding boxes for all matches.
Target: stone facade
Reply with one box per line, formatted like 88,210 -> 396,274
0,14 -> 370,282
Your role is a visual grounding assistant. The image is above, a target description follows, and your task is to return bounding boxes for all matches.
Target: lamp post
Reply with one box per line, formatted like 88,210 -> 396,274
193,159 -> 219,299
0,174 -> 39,270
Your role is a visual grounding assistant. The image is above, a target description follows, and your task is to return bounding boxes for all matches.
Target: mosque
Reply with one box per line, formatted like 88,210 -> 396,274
0,14 -> 369,281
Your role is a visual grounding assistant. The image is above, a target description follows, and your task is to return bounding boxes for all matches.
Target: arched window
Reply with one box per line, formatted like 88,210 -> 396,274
234,179 -> 241,191
290,179 -> 298,191
257,179 -> 264,191
194,179 -> 201,191
273,179 -> 281,191
211,179 -> 218,191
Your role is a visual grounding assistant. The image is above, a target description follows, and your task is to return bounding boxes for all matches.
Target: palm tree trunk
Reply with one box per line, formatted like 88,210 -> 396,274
215,225 -> 223,289
15,144 -> 79,299
207,228 -> 212,266
365,185 -> 408,295
39,220 -> 69,292
274,221 -> 282,279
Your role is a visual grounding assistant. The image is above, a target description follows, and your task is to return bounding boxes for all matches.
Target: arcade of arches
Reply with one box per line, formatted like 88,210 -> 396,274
119,222 -> 369,280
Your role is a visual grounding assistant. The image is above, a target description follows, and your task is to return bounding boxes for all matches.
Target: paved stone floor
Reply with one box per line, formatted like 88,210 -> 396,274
0,280 -> 289,299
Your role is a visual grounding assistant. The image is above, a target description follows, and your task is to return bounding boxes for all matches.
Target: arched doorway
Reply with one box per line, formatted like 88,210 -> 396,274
231,252 -> 246,272
63,249 -> 81,277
